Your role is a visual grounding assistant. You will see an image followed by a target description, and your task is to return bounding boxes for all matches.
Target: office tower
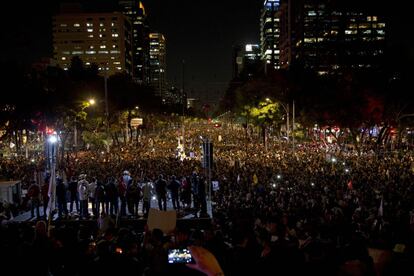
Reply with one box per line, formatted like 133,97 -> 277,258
119,0 -> 150,83
149,33 -> 166,98
261,0 -> 281,72
233,44 -> 262,79
53,12 -> 133,76
279,0 -> 386,74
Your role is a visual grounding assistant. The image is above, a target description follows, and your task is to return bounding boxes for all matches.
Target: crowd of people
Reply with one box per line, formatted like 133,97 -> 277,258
1,122 -> 414,275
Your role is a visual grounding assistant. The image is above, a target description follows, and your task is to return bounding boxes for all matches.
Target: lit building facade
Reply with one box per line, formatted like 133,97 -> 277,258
233,44 -> 262,78
260,0 -> 281,71
149,33 -> 166,98
53,12 -> 133,76
119,0 -> 150,83
279,0 -> 386,74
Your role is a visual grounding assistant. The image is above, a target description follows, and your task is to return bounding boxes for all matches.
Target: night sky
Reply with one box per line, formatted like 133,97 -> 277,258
0,0 -> 411,104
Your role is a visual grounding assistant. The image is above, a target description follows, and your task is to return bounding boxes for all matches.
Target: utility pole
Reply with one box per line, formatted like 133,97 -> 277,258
292,100 -> 295,152
181,59 -> 185,157
104,63 -> 110,152
287,103 -> 290,141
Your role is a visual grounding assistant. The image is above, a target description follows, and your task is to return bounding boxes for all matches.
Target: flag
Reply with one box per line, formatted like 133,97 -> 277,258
347,180 -> 353,190
378,198 -> 383,217
252,174 -> 258,186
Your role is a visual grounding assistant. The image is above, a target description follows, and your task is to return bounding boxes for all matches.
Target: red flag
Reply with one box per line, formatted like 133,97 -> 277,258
347,180 -> 353,190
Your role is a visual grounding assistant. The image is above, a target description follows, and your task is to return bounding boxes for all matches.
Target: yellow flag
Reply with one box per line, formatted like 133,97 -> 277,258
252,174 -> 258,185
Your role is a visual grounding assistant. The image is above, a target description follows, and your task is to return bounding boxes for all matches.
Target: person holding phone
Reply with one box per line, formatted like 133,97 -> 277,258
186,246 -> 225,276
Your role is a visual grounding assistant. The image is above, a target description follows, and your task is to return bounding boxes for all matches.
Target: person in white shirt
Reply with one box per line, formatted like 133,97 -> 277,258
141,177 -> 152,217
88,177 -> 97,216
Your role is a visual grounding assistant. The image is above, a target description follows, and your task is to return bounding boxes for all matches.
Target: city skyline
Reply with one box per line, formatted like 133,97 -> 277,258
0,0 -> 410,101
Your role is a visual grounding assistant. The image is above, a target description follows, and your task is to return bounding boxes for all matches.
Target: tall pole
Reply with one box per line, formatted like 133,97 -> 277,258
74,117 -> 77,149
181,60 -> 185,157
292,100 -> 295,152
287,104 -> 290,141
104,64 -> 110,151
104,67 -> 109,124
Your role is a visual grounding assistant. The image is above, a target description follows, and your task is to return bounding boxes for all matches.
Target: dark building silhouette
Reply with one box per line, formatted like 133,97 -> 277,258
279,0 -> 386,74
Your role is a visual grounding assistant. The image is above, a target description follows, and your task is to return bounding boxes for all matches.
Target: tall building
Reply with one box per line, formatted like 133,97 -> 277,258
149,33 -> 166,98
119,0 -> 150,84
233,44 -> 262,79
53,12 -> 133,76
260,0 -> 281,72
279,0 -> 386,74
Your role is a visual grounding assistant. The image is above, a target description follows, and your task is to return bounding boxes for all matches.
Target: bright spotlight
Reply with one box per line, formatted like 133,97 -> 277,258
331,158 -> 337,163
89,98 -> 96,105
277,175 -> 281,179
48,135 -> 58,144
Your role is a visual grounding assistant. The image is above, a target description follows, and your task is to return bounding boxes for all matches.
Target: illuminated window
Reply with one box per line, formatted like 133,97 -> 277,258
98,51 -> 109,54
85,62 -> 90,65
86,23 -> 93,27
87,29 -> 93,32
74,23 -> 80,27
100,45 -> 106,49
113,61 -> 121,65
116,67 -> 122,70
88,34 -> 94,38
308,11 -> 317,16
372,16 -> 378,21
86,50 -> 96,54
61,57 -> 66,60
112,33 -> 119,37
345,30 -> 357,35
377,23 -> 386,28
60,23 -> 67,27
100,23 -> 104,27
304,37 -> 317,43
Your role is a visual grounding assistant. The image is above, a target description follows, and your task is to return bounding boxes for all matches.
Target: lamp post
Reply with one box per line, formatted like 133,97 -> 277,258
46,133 -> 58,221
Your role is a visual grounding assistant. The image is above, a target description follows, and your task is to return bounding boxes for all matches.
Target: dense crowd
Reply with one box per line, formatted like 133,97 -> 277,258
1,122 -> 414,275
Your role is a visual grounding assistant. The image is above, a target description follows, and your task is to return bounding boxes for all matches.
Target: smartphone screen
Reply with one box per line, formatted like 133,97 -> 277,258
168,248 -> 194,264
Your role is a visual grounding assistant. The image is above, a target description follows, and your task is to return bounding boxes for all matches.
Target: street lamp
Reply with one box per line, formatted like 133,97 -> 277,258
74,99 -> 96,149
46,133 -> 58,220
